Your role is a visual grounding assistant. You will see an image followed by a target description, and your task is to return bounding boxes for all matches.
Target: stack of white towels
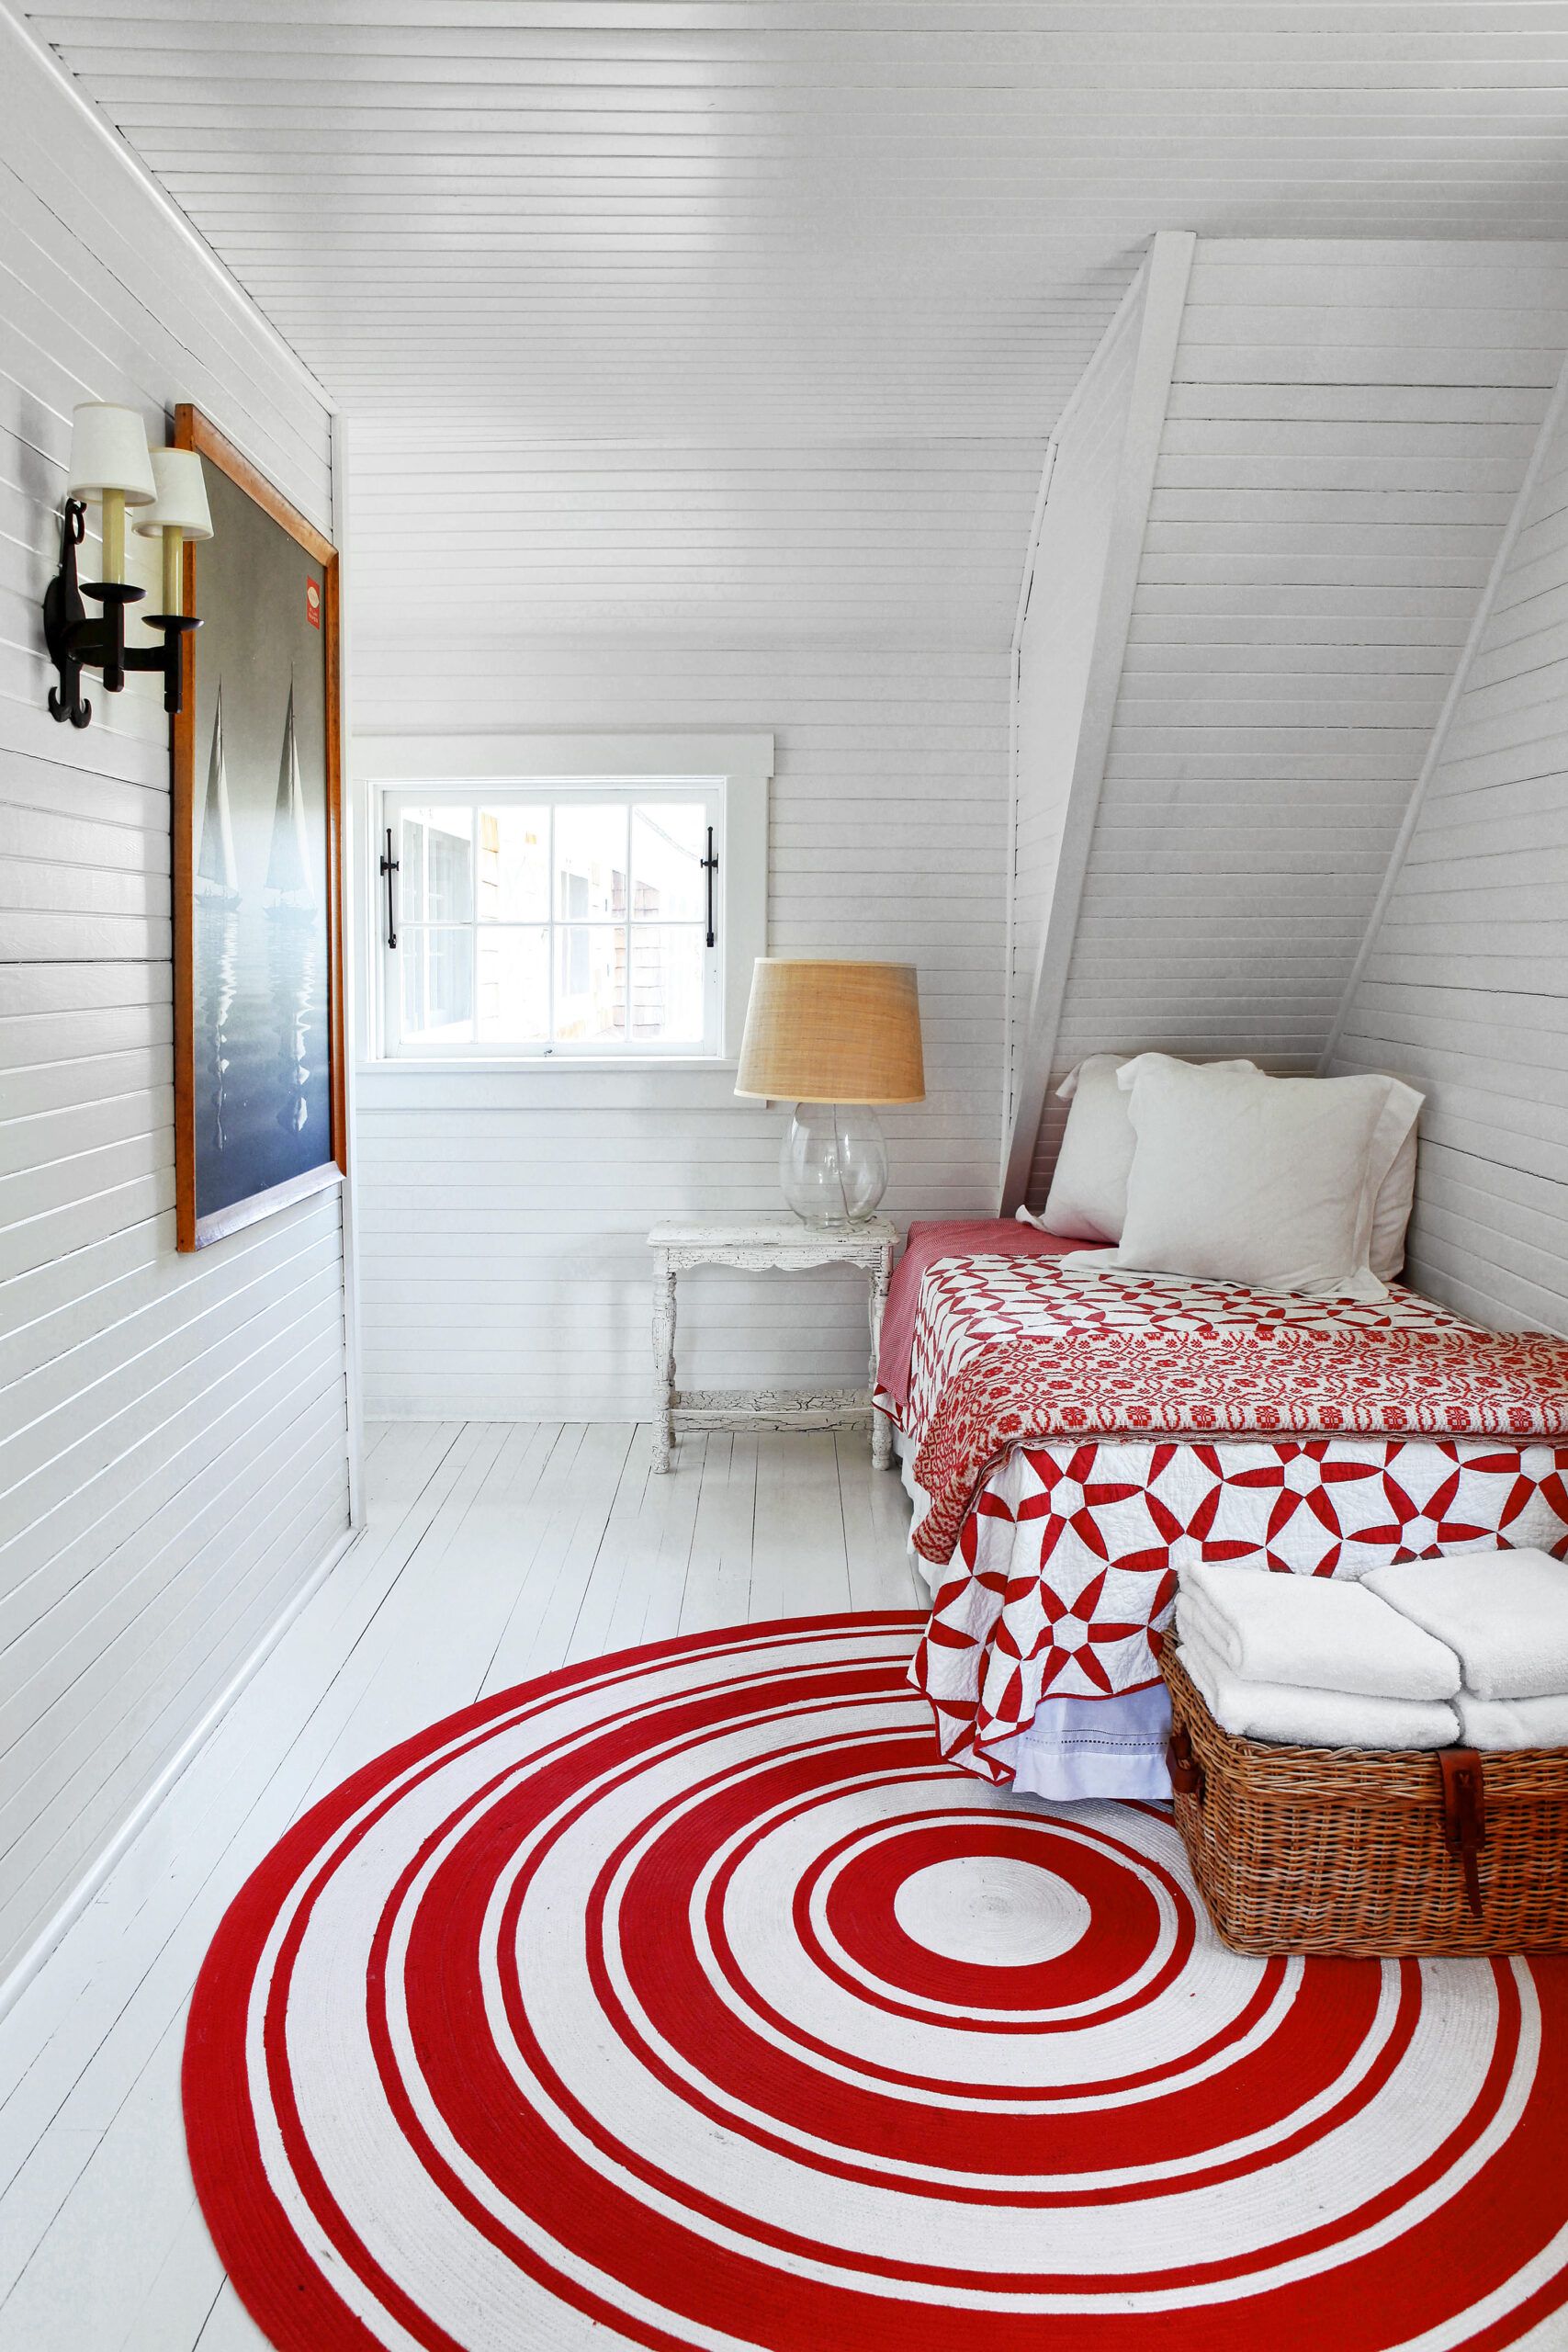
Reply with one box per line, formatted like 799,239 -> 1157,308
1173,1551 -> 1568,1752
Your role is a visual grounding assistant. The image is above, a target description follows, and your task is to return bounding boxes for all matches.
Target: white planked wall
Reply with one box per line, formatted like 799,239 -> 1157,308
352,619 -> 1013,1420
1020,237 -> 1568,1202
1009,269 -> 1144,1131
0,17 -> 350,1989
1327,359 -> 1568,1338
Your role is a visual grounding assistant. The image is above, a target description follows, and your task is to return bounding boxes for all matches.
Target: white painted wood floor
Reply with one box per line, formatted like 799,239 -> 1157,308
0,1421 -> 918,2351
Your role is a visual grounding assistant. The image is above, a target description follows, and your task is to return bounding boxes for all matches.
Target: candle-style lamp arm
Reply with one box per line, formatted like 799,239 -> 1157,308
43,497 -> 199,727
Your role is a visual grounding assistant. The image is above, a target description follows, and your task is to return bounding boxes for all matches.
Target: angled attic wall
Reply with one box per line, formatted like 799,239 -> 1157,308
1002,233 -> 1195,1204
1325,355 -> 1568,1338
1007,266 -> 1145,1133
1006,236 -> 1568,1211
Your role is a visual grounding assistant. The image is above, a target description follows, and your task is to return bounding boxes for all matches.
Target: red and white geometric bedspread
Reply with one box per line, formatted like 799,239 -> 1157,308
894,1255 -> 1568,1784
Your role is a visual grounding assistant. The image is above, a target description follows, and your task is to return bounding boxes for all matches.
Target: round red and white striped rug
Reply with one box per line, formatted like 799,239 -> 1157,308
184,1611 -> 1568,2351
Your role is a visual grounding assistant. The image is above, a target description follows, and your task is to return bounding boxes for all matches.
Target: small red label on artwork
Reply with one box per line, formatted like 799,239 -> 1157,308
306,579 -> 321,629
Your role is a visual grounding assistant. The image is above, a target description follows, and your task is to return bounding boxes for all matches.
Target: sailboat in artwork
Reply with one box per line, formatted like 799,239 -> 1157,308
263,676 -> 318,1139
196,683 -> 240,904
264,679 -> 315,910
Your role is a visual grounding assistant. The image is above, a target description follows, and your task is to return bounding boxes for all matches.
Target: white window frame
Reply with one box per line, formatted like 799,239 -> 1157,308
354,733 -> 772,1070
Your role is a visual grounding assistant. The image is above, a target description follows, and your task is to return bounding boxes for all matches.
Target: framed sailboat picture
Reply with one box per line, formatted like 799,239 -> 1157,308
171,406 -> 345,1250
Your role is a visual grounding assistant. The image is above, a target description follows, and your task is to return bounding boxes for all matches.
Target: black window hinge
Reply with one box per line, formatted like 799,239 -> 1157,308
379,826 -> 400,949
701,824 -> 718,948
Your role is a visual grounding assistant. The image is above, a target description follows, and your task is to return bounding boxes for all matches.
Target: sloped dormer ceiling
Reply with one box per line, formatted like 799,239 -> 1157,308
21,3 -> 1568,648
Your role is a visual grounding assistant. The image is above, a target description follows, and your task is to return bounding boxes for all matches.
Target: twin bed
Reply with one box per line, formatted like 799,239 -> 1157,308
877,1218 -> 1568,1800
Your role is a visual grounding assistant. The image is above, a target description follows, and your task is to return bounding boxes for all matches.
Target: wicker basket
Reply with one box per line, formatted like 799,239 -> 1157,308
1161,1648 -> 1568,1956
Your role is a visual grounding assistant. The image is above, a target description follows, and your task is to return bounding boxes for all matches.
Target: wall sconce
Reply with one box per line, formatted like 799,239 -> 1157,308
42,403 -> 211,729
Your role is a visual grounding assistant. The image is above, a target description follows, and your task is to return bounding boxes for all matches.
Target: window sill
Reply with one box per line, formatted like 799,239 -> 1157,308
354,1057 -> 753,1111
359,1057 -> 739,1076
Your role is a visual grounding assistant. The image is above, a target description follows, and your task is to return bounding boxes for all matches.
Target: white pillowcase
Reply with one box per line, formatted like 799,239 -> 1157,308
1037,1054 -> 1257,1243
1369,1123 -> 1418,1282
1066,1057 -> 1423,1301
1032,1052 -> 1421,1278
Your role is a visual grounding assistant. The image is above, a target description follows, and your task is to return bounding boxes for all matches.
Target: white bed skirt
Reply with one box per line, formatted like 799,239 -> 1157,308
981,1681 -> 1173,1802
897,1428 -> 1174,1803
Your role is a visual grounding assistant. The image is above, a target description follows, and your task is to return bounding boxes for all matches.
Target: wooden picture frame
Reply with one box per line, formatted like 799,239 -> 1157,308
172,405 -> 346,1251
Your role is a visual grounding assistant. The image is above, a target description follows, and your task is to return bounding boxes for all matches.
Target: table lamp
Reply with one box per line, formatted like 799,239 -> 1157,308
734,958 -> 924,1226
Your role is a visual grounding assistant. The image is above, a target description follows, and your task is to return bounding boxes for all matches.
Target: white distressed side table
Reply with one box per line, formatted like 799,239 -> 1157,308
648,1214 -> 897,1475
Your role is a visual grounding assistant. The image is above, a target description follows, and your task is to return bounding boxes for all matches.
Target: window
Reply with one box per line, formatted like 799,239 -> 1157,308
358,735 -> 772,1066
386,784 -> 718,1057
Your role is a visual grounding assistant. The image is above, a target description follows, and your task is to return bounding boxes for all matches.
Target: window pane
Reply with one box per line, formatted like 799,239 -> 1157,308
627,924 -> 706,1044
477,926 -> 549,1042
555,804 -> 626,922
400,925 -> 473,1044
400,807 -> 473,922
631,803 -> 707,924
554,926 -> 625,1043
478,806 -> 548,922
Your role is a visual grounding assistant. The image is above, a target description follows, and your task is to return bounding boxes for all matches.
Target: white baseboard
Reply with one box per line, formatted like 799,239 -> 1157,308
0,1522 -> 362,2029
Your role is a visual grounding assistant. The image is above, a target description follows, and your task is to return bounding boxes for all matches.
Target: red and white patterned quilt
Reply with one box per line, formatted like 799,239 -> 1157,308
893,1254 -> 1568,1784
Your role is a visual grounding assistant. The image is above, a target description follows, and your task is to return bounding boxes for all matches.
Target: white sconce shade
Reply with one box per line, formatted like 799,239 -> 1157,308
65,403 -> 157,505
134,447 -> 213,614
44,407 -> 209,720
134,448 -> 213,542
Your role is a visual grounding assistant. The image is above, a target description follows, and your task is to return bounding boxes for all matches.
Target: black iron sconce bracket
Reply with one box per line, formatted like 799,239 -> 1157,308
42,498 -> 198,729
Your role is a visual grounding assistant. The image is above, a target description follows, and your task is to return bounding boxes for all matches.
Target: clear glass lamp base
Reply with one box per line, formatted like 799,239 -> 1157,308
780,1102 -> 888,1227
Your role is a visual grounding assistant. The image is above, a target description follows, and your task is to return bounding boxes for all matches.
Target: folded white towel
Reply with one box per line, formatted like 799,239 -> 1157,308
1175,1625 -> 1460,1751
1362,1549 -> 1568,1702
1455,1690 -> 1568,1751
1178,1559 -> 1461,1701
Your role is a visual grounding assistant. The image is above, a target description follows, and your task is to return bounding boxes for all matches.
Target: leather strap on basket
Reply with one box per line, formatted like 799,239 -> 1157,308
1439,1748 -> 1487,1918
1167,1726 -> 1203,1801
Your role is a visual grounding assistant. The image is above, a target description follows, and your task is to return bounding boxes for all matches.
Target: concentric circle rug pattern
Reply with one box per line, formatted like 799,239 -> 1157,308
183,1611 -> 1568,2351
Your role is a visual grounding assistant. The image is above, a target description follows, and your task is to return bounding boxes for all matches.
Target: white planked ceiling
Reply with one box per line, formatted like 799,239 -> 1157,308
22,0 -> 1568,639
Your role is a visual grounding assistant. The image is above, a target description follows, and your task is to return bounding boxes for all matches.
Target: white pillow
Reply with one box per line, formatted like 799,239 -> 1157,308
1034,1053 -> 1422,1274
1038,1054 -> 1258,1242
1067,1057 -> 1424,1301
1370,1123 -> 1418,1282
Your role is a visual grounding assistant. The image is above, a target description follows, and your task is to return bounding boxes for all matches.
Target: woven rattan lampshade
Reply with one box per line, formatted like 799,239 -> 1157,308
734,959 -> 924,1104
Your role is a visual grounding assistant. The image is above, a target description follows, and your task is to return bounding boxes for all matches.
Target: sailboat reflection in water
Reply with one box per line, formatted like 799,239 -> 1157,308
265,680 -> 319,1144
196,687 -> 240,1157
192,663 -> 329,1220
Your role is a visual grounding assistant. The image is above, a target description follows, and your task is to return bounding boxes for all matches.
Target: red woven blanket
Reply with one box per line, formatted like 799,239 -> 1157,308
910,1316 -> 1568,1566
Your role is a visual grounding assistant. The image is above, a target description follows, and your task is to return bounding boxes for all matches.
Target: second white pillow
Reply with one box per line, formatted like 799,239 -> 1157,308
1074,1058 -> 1422,1300
1040,1054 -> 1257,1242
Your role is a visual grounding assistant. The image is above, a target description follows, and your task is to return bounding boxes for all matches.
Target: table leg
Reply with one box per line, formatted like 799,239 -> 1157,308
651,1258 -> 677,1472
868,1253 -> 892,1471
